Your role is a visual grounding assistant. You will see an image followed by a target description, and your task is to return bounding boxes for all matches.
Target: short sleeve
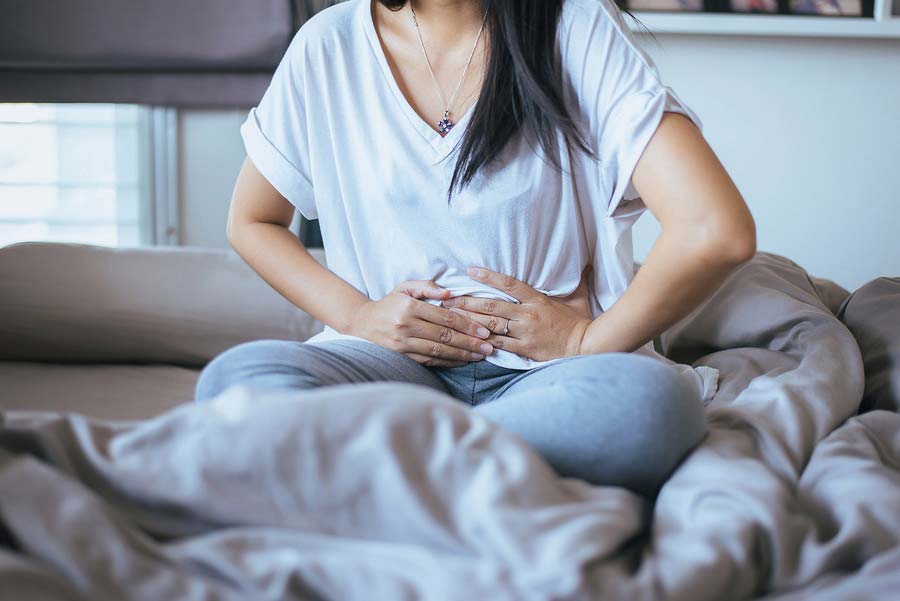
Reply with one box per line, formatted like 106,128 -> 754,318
563,0 -> 703,220
239,30 -> 318,220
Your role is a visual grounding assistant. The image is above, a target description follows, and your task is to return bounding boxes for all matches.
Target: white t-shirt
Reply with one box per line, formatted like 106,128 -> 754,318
239,0 -> 720,402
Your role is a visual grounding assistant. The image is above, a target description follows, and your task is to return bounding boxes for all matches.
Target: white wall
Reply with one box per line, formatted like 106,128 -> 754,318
633,33 -> 900,291
179,33 -> 900,291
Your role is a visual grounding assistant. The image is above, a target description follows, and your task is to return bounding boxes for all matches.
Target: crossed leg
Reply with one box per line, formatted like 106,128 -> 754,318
194,338 -> 449,402
195,339 -> 707,498
472,352 -> 709,499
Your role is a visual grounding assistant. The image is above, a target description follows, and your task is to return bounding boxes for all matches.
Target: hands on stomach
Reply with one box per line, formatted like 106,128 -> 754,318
442,265 -> 595,363
347,279 -> 495,367
347,264 -> 595,367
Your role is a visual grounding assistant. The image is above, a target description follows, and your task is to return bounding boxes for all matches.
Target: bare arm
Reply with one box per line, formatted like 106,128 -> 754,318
577,111 -> 757,355
226,156 -> 493,366
226,156 -> 370,334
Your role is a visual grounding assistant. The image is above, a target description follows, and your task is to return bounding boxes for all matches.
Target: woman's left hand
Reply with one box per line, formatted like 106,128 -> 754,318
440,266 -> 595,362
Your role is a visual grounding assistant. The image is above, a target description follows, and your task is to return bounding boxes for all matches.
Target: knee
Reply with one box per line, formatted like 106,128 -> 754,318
625,355 -> 708,464
194,339 -> 303,402
563,354 -> 709,496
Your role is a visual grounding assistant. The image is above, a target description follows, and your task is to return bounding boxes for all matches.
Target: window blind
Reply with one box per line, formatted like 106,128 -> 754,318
0,1 -> 338,108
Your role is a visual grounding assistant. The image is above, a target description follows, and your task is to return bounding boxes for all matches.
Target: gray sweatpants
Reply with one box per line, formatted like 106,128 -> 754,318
194,339 -> 708,499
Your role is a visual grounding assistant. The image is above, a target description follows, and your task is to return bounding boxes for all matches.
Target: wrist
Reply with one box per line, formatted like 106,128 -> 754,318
340,298 -> 373,337
566,317 -> 593,358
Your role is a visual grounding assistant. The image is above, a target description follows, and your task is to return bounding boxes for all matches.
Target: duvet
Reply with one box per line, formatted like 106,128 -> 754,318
1,252 -> 898,601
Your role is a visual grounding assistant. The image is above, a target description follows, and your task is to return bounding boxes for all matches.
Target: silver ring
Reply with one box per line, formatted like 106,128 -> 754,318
503,318 -> 510,336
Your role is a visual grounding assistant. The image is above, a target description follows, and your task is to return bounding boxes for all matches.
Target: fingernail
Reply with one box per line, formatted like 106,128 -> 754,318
442,298 -> 457,307
479,343 -> 493,354
471,352 -> 484,360
467,267 -> 483,277
477,326 -> 490,337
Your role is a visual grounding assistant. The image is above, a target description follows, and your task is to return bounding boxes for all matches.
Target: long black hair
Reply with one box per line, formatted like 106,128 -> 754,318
376,0 -> 651,203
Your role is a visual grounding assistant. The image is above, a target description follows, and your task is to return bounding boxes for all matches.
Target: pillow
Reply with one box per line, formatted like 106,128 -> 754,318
837,277 -> 900,413
807,274 -> 852,317
0,242 -> 325,366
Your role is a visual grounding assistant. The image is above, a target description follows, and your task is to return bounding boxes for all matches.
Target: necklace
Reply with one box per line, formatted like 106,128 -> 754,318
409,1 -> 487,137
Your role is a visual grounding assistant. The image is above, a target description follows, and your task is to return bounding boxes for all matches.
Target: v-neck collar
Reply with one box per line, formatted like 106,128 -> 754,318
360,0 -> 476,162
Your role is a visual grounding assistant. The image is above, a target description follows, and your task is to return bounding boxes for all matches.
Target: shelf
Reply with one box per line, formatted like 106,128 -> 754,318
626,12 -> 900,39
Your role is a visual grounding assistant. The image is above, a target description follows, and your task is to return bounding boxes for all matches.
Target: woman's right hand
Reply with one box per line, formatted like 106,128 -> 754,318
347,279 -> 495,367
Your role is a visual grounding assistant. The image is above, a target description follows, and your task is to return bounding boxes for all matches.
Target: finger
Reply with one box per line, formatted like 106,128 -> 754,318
412,300 -> 492,340
405,337 -> 485,363
410,318 -> 495,356
440,294 -> 520,319
466,267 -> 543,303
444,310 -> 523,354
483,332 -> 523,356
420,287 -> 453,300
400,279 -> 450,300
405,353 -> 469,368
446,307 -> 509,335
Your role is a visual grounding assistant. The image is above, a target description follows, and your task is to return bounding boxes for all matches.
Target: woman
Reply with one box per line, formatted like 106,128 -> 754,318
195,0 -> 756,499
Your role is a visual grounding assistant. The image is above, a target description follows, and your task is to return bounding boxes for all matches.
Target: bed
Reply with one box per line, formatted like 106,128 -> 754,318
0,245 -> 898,600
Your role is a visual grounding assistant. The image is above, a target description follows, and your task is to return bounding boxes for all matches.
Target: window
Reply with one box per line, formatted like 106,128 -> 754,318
0,103 -> 177,248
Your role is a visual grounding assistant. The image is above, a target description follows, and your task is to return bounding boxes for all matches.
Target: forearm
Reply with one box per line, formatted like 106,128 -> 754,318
228,222 -> 369,334
579,227 -> 752,355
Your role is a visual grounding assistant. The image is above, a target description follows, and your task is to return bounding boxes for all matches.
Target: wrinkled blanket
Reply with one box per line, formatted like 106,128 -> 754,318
2,252 -> 899,601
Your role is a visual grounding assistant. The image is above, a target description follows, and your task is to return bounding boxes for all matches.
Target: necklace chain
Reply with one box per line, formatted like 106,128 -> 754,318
409,1 -> 487,136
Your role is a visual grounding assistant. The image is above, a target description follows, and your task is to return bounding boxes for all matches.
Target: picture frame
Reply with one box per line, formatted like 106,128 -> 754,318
623,0 -> 874,14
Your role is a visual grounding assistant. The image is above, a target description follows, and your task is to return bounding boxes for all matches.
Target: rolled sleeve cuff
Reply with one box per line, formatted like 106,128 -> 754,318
605,87 -> 703,220
240,107 -> 318,221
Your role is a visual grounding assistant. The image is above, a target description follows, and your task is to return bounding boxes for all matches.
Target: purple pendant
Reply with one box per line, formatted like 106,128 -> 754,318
437,110 -> 453,136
